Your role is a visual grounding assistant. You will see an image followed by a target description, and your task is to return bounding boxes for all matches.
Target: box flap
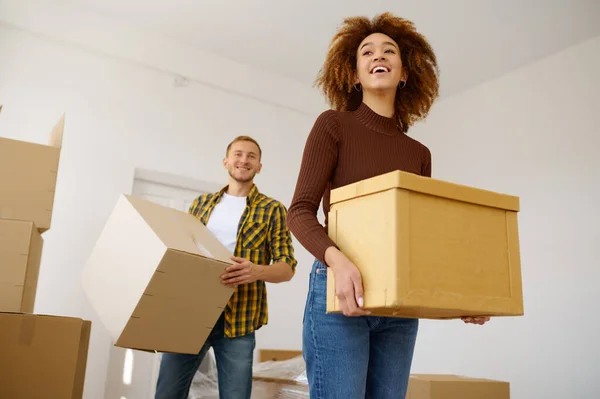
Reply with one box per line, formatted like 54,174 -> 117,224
49,114 -> 65,149
125,194 -> 232,264
0,111 -> 63,231
330,170 -> 519,212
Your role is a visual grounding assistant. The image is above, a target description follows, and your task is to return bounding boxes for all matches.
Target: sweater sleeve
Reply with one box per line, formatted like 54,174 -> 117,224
421,145 -> 432,177
287,110 -> 339,264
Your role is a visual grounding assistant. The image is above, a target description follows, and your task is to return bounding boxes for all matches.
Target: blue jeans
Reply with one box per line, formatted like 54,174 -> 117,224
155,313 -> 255,399
303,259 -> 419,399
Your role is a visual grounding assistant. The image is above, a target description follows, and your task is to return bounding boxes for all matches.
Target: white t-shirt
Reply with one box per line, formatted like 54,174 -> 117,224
206,193 -> 247,253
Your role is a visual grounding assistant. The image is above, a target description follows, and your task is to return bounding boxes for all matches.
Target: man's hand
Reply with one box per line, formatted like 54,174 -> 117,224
461,316 -> 491,325
325,247 -> 371,317
221,256 -> 264,288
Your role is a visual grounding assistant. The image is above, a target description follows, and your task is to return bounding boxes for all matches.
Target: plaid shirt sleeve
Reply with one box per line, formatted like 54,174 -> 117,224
268,202 -> 297,272
188,197 -> 199,216
188,194 -> 210,218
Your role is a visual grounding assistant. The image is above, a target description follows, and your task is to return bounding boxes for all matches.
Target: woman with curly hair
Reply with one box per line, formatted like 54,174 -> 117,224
287,12 -> 489,398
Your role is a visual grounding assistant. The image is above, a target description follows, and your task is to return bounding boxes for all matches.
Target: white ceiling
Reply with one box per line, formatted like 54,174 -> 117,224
30,0 -> 600,98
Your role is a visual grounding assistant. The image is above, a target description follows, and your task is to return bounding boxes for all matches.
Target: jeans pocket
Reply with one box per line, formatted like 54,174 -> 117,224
311,266 -> 328,312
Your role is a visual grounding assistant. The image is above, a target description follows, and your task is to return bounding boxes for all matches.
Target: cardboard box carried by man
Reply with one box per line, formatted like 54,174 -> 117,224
82,194 -> 235,354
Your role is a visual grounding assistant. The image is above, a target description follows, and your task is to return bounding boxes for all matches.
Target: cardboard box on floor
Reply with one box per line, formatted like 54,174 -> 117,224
82,194 -> 235,354
0,108 -> 64,232
407,374 -> 510,399
252,350 -> 308,398
0,312 -> 91,399
0,219 -> 43,313
327,170 -> 524,319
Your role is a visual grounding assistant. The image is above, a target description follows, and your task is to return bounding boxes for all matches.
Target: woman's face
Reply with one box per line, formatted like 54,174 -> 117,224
354,32 -> 406,93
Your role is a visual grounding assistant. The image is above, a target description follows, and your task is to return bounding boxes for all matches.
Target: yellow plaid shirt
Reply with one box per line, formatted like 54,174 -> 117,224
189,184 -> 297,338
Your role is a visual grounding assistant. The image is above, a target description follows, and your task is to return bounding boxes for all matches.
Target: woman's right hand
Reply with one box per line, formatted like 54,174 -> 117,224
325,247 -> 371,317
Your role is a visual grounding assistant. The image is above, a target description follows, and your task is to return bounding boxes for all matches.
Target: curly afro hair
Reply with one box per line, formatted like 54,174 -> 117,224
316,12 -> 440,133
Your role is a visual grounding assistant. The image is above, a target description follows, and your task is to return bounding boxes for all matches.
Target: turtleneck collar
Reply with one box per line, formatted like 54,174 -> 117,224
353,102 -> 402,136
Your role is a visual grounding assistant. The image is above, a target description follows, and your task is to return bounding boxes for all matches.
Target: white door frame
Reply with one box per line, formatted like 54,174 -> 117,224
133,168 -> 223,194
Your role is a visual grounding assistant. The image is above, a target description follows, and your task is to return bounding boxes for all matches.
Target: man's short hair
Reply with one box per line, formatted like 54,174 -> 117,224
226,136 -> 262,158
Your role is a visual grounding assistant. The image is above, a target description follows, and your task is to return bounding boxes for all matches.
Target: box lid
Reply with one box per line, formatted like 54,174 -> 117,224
330,170 -> 519,212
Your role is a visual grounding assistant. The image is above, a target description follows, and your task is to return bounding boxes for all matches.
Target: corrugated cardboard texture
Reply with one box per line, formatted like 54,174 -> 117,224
0,313 -> 91,399
0,115 -> 64,232
327,170 -> 523,319
407,374 -> 510,399
0,219 -> 43,312
82,194 -> 235,354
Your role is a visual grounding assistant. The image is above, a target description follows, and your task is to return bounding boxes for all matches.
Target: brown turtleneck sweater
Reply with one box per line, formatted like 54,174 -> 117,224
287,102 -> 432,264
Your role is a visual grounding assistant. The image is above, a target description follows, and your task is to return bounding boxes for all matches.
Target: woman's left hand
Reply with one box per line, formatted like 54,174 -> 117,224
461,316 -> 491,325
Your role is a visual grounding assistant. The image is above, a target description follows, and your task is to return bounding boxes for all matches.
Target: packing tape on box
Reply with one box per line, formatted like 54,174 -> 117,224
191,235 -> 215,258
19,314 -> 36,346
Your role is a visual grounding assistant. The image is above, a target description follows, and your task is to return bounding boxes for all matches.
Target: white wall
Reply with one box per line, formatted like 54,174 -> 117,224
0,23 -> 319,398
2,15 -> 598,399
409,36 -> 600,399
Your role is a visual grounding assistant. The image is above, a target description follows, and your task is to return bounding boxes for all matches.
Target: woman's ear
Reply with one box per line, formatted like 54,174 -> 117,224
401,67 -> 409,83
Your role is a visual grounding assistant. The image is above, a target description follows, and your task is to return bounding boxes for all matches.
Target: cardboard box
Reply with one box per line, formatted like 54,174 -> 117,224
0,219 -> 43,313
327,170 -> 523,318
252,352 -> 308,398
407,374 -> 510,399
251,381 -> 309,398
82,194 -> 235,354
0,113 -> 64,232
0,312 -> 91,399
259,349 -> 303,363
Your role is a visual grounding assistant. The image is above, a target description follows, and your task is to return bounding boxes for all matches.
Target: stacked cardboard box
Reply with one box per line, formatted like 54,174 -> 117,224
0,106 -> 92,398
327,170 -> 524,319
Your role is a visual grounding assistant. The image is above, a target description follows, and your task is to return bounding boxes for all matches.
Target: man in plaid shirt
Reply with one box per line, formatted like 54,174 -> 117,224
155,136 -> 297,399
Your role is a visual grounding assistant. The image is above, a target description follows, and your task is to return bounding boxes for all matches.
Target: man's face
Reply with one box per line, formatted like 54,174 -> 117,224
223,140 -> 262,183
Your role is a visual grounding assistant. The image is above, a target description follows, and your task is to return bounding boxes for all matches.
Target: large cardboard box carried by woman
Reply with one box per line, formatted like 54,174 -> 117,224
327,170 -> 524,319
